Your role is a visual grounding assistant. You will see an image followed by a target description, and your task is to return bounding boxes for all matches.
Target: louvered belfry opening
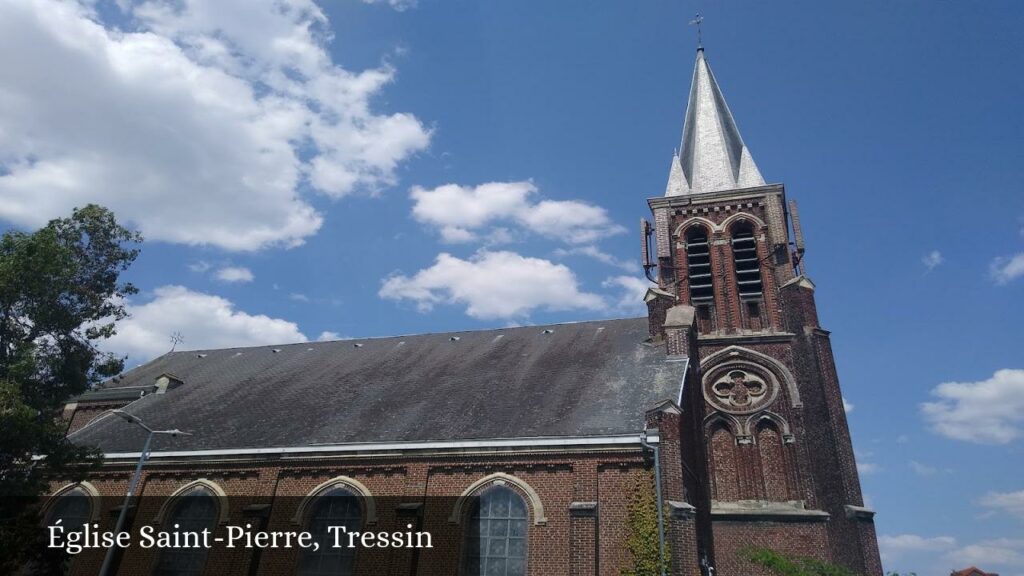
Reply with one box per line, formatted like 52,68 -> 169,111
731,221 -> 766,330
685,227 -> 717,333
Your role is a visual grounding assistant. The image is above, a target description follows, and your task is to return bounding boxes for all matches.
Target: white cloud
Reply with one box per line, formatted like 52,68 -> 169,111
555,246 -> 635,271
922,250 -> 944,271
921,369 -> 1024,444
289,293 -> 311,302
879,534 -> 956,561
907,460 -> 953,477
602,275 -> 654,314
944,538 -> 1024,570
991,253 -> 1024,284
843,397 -> 855,413
379,250 -> 605,320
362,0 -> 417,11
856,461 -> 880,475
978,489 -> 1024,520
215,266 -> 254,283
104,285 -> 307,360
409,182 -> 626,246
316,331 -> 343,341
855,448 -> 879,475
0,0 -> 429,251
188,261 -> 212,273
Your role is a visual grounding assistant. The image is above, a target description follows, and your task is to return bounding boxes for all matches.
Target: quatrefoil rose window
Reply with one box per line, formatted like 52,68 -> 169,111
710,370 -> 769,411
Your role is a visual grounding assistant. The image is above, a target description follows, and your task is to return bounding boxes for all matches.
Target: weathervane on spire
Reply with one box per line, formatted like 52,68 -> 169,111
689,13 -> 704,49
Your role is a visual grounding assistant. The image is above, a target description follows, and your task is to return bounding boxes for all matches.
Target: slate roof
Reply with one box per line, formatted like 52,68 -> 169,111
70,317 -> 685,453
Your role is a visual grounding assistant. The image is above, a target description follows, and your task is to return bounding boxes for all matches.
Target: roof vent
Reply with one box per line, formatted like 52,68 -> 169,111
450,336 -> 460,342
196,353 -> 207,358
542,329 -> 554,334
353,343 -> 364,348
154,373 -> 184,395
233,352 -> 243,357
306,347 -> 314,351
272,348 -> 281,353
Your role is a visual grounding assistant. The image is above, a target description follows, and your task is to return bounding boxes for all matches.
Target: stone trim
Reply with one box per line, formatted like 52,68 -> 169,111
668,501 -> 696,520
155,478 -> 230,525
292,475 -> 378,525
844,505 -> 876,521
569,502 -> 598,518
710,500 -> 829,522
449,472 -> 548,526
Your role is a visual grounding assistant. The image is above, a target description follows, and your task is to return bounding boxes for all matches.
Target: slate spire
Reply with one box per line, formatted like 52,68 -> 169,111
665,48 -> 765,196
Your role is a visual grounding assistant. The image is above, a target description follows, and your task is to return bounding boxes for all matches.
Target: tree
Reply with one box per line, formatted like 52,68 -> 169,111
621,469 -> 671,576
743,547 -> 860,576
0,205 -> 141,573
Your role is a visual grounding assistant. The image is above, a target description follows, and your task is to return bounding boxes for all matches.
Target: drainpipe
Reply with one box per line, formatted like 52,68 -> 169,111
641,429 -> 667,576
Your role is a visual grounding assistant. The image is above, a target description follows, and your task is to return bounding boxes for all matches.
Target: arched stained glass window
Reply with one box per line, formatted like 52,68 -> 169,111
297,488 -> 362,576
46,487 -> 92,532
463,486 -> 528,576
154,487 -> 218,576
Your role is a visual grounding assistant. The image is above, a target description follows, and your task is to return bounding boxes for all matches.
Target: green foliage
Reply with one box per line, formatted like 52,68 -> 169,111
621,469 -> 670,576
0,205 -> 141,572
743,547 -> 860,576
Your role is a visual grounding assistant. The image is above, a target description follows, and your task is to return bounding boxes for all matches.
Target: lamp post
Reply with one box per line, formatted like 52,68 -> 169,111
98,410 -> 192,576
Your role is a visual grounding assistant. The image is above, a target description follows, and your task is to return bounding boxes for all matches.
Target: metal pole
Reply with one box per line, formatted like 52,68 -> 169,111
98,430 -> 152,576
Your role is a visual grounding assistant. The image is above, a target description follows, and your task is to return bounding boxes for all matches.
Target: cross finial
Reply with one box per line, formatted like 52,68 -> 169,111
688,13 -> 704,49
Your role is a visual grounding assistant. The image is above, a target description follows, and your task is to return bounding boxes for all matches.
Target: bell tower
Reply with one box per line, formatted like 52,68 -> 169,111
644,48 -> 883,576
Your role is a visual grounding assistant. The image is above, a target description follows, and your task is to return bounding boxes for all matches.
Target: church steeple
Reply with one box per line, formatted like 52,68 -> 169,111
665,48 -> 765,196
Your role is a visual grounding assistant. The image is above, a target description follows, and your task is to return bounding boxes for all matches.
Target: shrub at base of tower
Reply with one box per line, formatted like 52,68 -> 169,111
742,547 -> 859,576
621,470 -> 671,576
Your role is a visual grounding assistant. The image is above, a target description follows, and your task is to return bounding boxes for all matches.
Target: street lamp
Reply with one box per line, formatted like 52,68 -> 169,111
98,410 -> 192,576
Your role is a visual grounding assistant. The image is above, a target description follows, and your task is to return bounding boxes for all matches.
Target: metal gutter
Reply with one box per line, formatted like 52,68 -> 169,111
102,434 -> 647,461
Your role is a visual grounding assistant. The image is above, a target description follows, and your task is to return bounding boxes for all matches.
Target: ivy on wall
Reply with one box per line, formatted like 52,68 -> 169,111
621,470 -> 671,576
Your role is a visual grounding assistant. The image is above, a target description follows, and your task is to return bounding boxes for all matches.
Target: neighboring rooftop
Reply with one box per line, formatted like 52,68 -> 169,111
71,317 -> 686,453
951,568 -> 999,576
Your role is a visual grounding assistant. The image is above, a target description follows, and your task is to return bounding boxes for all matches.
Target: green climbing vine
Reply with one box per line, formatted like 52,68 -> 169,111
621,469 -> 671,576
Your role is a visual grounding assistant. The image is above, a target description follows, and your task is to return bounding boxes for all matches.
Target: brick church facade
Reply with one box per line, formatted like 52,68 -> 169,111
48,48 -> 882,576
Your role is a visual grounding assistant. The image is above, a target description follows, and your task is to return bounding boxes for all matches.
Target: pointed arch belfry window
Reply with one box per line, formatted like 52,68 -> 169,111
685,225 -> 717,332
730,221 -> 766,329
463,485 -> 529,576
154,486 -> 219,576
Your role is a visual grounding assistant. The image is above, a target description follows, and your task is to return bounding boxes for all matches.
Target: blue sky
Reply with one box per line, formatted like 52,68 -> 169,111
2,1 -> 1023,573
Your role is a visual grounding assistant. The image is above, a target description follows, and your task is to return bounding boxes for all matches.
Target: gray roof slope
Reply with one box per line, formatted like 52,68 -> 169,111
71,317 -> 684,453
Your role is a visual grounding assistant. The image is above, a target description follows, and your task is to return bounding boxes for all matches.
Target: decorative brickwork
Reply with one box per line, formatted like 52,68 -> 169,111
649,184 -> 882,575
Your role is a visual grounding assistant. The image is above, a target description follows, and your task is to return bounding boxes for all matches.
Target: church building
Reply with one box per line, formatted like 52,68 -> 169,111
50,47 -> 883,576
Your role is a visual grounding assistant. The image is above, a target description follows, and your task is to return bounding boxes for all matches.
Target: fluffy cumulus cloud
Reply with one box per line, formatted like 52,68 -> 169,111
602,275 -> 653,314
104,285 -> 307,360
555,246 -> 635,272
410,181 -> 626,246
978,489 -> 1024,520
379,250 -> 605,319
881,534 -> 1024,575
921,369 -> 1024,444
215,266 -> 255,283
842,397 -> 855,413
878,534 -> 956,560
0,0 -> 429,251
945,538 -> 1024,571
991,253 -> 1024,284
